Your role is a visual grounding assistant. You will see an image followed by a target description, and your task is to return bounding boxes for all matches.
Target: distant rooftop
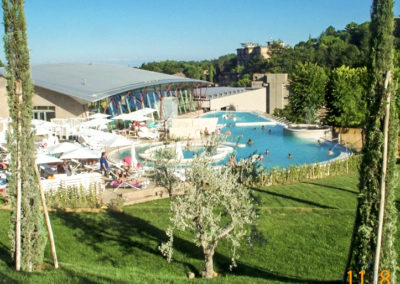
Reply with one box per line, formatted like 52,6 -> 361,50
197,87 -> 248,100
0,63 -> 208,104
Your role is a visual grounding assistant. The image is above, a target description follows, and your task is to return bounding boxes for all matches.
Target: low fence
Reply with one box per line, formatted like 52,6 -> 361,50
255,154 -> 362,187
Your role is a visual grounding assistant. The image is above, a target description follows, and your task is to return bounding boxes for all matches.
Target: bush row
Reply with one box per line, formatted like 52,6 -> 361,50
45,183 -> 103,209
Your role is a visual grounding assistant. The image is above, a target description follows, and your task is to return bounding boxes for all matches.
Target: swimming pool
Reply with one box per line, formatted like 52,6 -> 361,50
118,111 -> 348,169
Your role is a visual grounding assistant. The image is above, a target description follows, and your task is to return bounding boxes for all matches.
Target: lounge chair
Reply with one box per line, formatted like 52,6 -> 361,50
138,127 -> 159,139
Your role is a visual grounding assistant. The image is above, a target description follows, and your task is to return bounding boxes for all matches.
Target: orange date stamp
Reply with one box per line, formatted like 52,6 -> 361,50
347,270 -> 391,283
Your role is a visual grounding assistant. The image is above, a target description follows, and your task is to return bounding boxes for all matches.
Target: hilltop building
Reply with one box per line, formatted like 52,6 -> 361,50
236,41 -> 284,66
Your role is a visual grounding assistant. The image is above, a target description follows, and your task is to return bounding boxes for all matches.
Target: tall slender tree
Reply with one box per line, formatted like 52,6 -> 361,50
3,0 -> 46,271
345,0 -> 398,282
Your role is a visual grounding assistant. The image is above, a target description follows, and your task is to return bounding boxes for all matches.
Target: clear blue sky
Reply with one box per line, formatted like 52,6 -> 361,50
1,0 -> 399,66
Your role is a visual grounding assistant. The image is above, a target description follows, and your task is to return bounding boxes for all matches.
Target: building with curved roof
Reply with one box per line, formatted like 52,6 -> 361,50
0,63 -> 209,120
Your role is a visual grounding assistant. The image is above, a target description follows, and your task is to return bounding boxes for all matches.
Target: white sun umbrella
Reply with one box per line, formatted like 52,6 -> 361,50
135,108 -> 158,116
80,118 -> 113,128
112,113 -> 130,120
112,112 -> 149,121
0,132 -> 6,144
46,142 -> 81,154
103,135 -> 133,148
130,143 -> 138,168
175,142 -> 184,161
32,119 -> 58,128
60,147 -> 101,160
35,127 -> 53,136
88,113 -> 110,120
36,153 -> 62,165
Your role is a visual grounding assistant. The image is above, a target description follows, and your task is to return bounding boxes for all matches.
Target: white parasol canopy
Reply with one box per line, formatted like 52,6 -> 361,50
36,153 -> 62,165
60,147 -> 100,160
112,112 -> 150,121
32,119 -> 58,128
80,118 -> 113,128
130,143 -> 138,167
103,136 -> 133,148
46,142 -> 81,154
88,113 -> 110,120
175,142 -> 184,161
135,108 -> 158,116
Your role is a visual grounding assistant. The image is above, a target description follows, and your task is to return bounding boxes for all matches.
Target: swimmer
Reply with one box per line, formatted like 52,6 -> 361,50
317,139 -> 321,146
261,125 -> 266,131
253,127 -> 257,130
259,155 -> 264,161
229,155 -> 238,167
228,123 -> 232,128
247,139 -> 253,146
328,148 -> 333,156
225,130 -> 231,136
288,153 -> 292,159
268,129 -> 272,135
265,149 -> 269,155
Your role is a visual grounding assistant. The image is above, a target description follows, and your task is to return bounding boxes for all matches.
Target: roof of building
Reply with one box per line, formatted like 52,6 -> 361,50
0,63 -> 208,104
198,87 -> 248,99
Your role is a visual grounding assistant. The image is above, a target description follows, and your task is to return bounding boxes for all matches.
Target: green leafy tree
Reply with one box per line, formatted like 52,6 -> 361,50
327,66 -> 368,127
3,0 -> 46,271
345,0 -> 399,282
159,158 -> 257,278
289,62 -> 328,123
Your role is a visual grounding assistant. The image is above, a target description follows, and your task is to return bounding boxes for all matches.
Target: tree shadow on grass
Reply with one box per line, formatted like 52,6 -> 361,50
54,210 -> 201,274
0,244 -> 22,283
53,210 -> 342,283
251,187 -> 337,209
0,242 -> 11,266
301,181 -> 358,195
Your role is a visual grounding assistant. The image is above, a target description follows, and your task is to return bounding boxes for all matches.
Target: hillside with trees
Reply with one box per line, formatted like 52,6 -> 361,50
140,20 -> 400,127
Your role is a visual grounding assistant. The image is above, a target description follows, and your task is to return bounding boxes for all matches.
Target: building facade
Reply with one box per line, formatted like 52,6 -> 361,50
252,73 -> 290,114
236,41 -> 284,66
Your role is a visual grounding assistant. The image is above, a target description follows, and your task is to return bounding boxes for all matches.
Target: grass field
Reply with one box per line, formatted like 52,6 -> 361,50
0,173 -> 399,283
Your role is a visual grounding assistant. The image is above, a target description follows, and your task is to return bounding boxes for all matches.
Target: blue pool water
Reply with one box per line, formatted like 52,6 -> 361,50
120,111 -> 346,169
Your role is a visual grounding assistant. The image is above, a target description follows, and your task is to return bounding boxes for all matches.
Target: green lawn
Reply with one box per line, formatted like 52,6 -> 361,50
0,173 -> 399,283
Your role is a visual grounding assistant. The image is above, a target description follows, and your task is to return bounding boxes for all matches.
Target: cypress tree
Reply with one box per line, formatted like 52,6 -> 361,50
346,0 -> 398,282
3,0 -> 46,271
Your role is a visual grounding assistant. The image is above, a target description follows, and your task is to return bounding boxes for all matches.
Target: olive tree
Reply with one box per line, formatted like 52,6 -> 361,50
159,158 -> 257,278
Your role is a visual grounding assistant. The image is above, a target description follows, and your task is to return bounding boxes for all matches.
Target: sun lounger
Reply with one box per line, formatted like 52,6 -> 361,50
138,127 -> 159,139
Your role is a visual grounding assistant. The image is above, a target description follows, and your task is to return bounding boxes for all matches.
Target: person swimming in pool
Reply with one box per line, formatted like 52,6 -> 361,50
328,148 -> 333,156
288,153 -> 292,159
261,125 -> 266,131
247,139 -> 253,146
265,149 -> 269,155
268,129 -> 272,135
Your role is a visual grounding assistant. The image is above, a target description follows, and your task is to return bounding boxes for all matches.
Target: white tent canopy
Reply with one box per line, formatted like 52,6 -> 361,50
135,108 -> 158,116
130,143 -> 138,167
36,153 -> 62,165
60,148 -> 101,160
103,136 -> 133,148
87,113 -> 110,119
80,118 -> 113,128
46,142 -> 81,154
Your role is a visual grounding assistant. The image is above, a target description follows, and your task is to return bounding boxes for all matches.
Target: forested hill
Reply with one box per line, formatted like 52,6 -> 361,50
139,20 -> 400,86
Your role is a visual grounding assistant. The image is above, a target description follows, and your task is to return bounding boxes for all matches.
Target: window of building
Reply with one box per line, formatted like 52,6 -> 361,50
33,106 -> 55,121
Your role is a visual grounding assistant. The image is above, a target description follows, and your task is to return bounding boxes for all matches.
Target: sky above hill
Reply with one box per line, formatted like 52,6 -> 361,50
0,0 -> 399,66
